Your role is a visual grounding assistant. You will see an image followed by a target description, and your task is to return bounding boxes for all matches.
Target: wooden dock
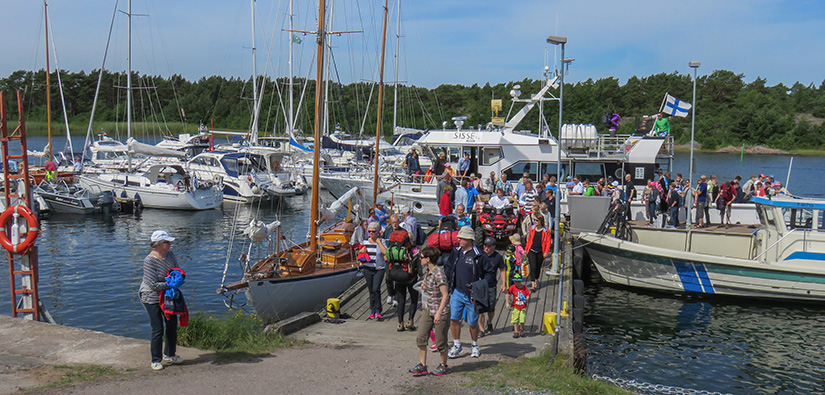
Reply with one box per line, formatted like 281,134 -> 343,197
290,244 -> 575,360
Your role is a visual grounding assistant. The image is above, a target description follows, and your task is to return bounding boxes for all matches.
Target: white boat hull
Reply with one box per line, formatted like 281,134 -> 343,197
580,232 -> 825,301
78,175 -> 222,210
245,267 -> 362,322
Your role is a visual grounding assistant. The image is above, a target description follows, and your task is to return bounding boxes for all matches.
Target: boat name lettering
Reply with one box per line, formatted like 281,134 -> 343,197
453,131 -> 479,141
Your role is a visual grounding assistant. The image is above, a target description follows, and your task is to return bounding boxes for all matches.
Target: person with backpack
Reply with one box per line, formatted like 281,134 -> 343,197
385,214 -> 419,332
401,207 -> 425,248
668,183 -> 681,228
478,237 -> 505,336
646,181 -> 659,227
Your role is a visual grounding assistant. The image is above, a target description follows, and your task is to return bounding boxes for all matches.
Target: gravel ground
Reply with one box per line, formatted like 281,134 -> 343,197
18,342 -> 516,394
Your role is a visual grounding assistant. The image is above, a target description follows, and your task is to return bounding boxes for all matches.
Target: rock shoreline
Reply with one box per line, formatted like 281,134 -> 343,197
673,143 -> 790,155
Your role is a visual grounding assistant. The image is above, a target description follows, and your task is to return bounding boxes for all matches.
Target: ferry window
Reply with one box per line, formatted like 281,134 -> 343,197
503,162 -> 538,183
481,147 -> 502,165
763,207 -> 776,226
574,163 -> 604,183
448,147 -> 460,163
817,210 -> 825,231
783,208 -> 814,229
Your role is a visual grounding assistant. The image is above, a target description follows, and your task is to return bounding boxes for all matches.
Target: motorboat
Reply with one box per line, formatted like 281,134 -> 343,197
579,196 -> 825,301
77,164 -> 222,210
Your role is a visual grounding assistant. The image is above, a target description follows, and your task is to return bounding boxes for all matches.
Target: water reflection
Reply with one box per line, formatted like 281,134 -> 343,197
585,283 -> 825,394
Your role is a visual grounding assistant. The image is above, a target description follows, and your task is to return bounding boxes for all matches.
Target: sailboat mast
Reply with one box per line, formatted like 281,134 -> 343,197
44,0 -> 52,160
288,0 -> 294,137
250,0 -> 259,143
372,0 -> 389,206
126,0 -> 133,171
309,0 -> 327,253
392,0 -> 400,134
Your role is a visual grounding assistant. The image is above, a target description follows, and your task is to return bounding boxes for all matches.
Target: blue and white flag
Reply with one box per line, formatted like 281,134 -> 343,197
660,93 -> 692,117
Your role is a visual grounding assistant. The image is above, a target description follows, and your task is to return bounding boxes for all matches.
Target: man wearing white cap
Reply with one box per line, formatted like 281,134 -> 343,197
445,226 -> 495,359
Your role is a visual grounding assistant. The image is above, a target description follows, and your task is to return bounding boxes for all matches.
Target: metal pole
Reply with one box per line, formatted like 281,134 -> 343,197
550,41 -> 564,276
688,62 -> 699,230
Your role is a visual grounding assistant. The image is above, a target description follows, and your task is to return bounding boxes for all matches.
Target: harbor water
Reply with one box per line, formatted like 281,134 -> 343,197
1,136 -> 824,393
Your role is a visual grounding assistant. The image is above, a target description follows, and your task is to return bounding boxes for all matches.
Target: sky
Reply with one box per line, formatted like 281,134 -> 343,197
2,0 -> 824,91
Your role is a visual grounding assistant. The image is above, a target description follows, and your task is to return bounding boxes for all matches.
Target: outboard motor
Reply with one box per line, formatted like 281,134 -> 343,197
97,191 -> 115,215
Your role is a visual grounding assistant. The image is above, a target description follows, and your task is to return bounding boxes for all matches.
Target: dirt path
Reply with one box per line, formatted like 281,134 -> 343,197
20,342 -> 508,394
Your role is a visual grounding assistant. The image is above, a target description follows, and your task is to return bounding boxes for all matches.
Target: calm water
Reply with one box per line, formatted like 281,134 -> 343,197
2,136 -> 825,393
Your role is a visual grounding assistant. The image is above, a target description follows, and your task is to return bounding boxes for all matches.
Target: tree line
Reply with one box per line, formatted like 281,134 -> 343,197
1,68 -> 824,150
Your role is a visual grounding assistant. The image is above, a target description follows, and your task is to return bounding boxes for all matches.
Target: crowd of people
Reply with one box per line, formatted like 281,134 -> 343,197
351,166 -> 560,377
640,171 -> 790,229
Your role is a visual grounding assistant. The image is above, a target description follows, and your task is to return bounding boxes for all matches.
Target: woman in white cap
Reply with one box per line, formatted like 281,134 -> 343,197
139,230 -> 184,371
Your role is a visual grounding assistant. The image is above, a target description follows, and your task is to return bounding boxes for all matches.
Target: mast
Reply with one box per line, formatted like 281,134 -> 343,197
126,0 -> 133,171
288,0 -> 294,138
249,0 -> 259,143
392,0 -> 400,134
309,0 -> 327,253
372,0 -> 389,206
44,0 -> 52,160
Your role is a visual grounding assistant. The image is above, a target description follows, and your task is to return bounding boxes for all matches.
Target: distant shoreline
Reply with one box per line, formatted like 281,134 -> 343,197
674,144 -> 825,156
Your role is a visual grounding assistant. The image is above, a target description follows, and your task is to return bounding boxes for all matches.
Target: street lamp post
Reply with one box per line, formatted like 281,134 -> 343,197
688,61 -> 700,230
546,35 -> 566,276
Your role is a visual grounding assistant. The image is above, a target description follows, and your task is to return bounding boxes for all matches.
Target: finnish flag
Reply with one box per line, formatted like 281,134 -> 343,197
660,93 -> 692,118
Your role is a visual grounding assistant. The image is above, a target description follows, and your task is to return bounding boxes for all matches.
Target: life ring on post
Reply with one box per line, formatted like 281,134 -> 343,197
0,205 -> 40,254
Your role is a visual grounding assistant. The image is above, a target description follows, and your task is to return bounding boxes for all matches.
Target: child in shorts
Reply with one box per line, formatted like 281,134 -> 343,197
507,273 -> 531,338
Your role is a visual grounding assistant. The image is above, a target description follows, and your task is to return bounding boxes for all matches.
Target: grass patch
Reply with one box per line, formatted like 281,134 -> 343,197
178,310 -> 301,353
468,349 -> 630,395
44,364 -> 119,388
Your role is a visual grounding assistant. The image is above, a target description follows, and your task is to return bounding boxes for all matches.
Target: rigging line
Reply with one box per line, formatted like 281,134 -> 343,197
45,7 -> 74,157
329,49 -> 356,136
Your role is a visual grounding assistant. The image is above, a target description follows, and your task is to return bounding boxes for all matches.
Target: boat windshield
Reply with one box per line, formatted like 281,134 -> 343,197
783,207 -> 818,230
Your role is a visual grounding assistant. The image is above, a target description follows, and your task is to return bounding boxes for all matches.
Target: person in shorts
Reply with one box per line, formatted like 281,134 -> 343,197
445,227 -> 494,359
507,273 -> 531,338
410,247 -> 451,376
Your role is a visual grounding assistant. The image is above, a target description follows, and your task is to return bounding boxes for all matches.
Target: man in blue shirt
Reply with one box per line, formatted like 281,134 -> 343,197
496,173 -> 513,196
513,173 -> 530,197
445,227 -> 494,359
457,152 -> 471,180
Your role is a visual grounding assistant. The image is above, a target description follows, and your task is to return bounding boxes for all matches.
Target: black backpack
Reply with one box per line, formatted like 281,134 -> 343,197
414,223 -> 426,246
601,113 -> 611,127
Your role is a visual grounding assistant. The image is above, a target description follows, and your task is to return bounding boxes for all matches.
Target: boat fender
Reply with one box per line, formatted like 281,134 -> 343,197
0,205 -> 40,254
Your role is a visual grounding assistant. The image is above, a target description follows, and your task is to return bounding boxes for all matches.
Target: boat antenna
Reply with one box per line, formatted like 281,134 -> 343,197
44,0 -> 52,161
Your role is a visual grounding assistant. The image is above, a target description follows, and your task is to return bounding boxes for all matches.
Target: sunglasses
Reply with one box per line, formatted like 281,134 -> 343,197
368,230 -> 377,233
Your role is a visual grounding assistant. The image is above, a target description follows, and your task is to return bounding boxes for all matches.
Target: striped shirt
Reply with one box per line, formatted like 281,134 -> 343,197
139,251 -> 177,304
361,239 -> 386,270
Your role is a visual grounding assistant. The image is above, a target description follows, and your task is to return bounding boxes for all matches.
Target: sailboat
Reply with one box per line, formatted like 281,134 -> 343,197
76,0 -> 223,210
220,0 -> 365,322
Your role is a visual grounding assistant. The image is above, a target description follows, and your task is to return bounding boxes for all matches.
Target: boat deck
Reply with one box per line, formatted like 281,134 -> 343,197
628,220 -> 758,235
290,252 -> 563,359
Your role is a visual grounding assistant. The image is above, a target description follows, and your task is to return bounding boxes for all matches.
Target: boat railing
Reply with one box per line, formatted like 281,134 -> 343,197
561,134 -> 675,160
752,228 -> 822,261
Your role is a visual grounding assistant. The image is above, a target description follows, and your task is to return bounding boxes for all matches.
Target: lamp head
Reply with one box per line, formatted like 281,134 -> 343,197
689,61 -> 701,68
546,35 -> 567,45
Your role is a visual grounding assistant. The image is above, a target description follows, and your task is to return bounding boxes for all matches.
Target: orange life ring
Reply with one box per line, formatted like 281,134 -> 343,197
0,205 -> 39,254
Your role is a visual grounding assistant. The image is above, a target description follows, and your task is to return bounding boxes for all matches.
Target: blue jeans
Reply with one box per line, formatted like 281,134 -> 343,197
143,302 -> 177,363
670,206 -> 680,228
362,266 -> 385,315
648,203 -> 657,223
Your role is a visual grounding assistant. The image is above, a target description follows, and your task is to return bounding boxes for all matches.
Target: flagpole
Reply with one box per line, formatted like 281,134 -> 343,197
658,92 -> 668,114
688,62 -> 700,231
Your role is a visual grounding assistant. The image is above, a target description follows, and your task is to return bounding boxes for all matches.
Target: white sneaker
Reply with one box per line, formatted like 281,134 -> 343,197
448,344 -> 464,358
162,355 -> 184,365
385,296 -> 393,305
392,300 -> 399,307
471,345 -> 481,358
151,362 -> 164,371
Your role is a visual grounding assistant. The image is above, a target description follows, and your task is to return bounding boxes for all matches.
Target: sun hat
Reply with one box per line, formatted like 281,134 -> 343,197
483,237 -> 497,246
509,233 -> 521,244
457,226 -> 474,240
368,222 -> 380,231
444,163 -> 451,167
611,180 -> 620,187
151,230 -> 175,243
512,273 -> 524,282
376,200 -> 385,206
775,182 -> 782,187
